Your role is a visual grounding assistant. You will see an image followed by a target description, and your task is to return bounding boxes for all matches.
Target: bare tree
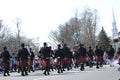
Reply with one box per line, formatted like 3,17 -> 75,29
13,17 -> 23,50
0,20 -> 12,51
80,8 -> 99,48
49,7 -> 99,48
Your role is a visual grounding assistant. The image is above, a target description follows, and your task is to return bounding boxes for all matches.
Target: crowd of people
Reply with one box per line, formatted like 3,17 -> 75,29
0,42 -> 120,77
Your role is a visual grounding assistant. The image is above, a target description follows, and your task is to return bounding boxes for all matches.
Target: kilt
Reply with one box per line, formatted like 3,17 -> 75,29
96,56 -> 103,62
41,59 -> 50,68
74,58 -> 79,64
54,58 -> 61,66
87,57 -> 93,62
79,57 -> 86,63
30,60 -> 33,66
64,58 -> 71,65
118,58 -> 120,65
19,60 -> 28,67
60,58 -> 64,65
2,61 -> 10,69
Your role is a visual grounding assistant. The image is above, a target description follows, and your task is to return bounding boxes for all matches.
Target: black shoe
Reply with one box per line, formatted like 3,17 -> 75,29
100,65 -> 103,67
47,71 -> 50,75
4,74 -> 7,77
80,68 -> 84,71
21,73 -> 25,76
48,73 -> 50,75
96,67 -> 99,69
25,73 -> 28,76
61,70 -> 63,73
7,73 -> 10,76
58,71 -> 60,73
44,72 -> 47,75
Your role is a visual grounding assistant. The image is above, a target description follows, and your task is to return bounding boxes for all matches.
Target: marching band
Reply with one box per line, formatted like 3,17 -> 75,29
0,42 -> 120,76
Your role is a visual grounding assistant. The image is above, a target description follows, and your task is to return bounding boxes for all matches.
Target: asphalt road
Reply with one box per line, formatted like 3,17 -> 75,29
0,65 -> 120,80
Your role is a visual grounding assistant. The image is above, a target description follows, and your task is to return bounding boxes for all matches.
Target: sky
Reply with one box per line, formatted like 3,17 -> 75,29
0,0 -> 120,47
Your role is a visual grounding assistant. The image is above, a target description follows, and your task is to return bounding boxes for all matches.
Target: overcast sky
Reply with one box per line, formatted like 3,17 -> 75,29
0,0 -> 120,46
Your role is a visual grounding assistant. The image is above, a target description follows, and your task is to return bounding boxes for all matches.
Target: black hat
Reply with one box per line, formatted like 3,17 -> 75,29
58,44 -> 61,47
21,43 -> 25,47
3,47 -> 7,50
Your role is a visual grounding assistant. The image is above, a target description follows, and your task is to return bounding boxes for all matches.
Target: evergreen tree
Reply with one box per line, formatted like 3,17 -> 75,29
98,27 -> 110,51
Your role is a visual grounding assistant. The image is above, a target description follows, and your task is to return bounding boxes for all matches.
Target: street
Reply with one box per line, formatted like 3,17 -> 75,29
0,65 -> 120,80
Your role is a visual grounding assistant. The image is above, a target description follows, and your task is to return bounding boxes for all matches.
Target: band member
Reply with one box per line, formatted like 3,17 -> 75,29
78,44 -> 87,71
73,48 -> 79,68
95,46 -> 101,69
99,47 -> 104,67
39,42 -> 51,75
117,47 -> 120,65
18,43 -> 30,76
1,47 -> 11,76
29,48 -> 35,72
107,45 -> 115,67
62,44 -> 72,71
87,46 -> 94,68
54,44 -> 63,73
49,46 -> 54,71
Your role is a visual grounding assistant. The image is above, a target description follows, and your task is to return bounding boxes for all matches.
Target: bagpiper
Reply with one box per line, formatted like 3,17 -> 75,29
78,44 -> 87,71
39,42 -> 51,75
87,46 -> 94,68
1,47 -> 11,76
54,44 -> 64,73
29,48 -> 35,72
62,44 -> 72,71
18,43 -> 30,76
117,47 -> 120,65
107,45 -> 115,67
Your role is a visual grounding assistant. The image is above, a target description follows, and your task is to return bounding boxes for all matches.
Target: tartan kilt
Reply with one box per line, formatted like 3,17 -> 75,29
74,58 -> 79,64
30,60 -> 33,66
64,58 -> 71,65
60,58 -> 64,65
41,59 -> 50,68
118,55 -> 120,64
96,56 -> 103,62
87,57 -> 93,62
54,58 -> 61,66
19,60 -> 28,67
2,61 -> 10,69
79,56 -> 86,63
108,56 -> 114,60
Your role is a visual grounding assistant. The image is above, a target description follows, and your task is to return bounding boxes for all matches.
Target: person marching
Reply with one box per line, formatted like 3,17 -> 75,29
54,44 -> 64,73
117,47 -> 120,65
95,46 -> 101,69
18,43 -> 30,76
73,47 -> 79,68
62,44 -> 72,71
39,42 -> 51,75
1,47 -> 11,76
29,48 -> 35,72
78,44 -> 87,71
99,47 -> 104,67
107,45 -> 115,67
87,46 -> 94,68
